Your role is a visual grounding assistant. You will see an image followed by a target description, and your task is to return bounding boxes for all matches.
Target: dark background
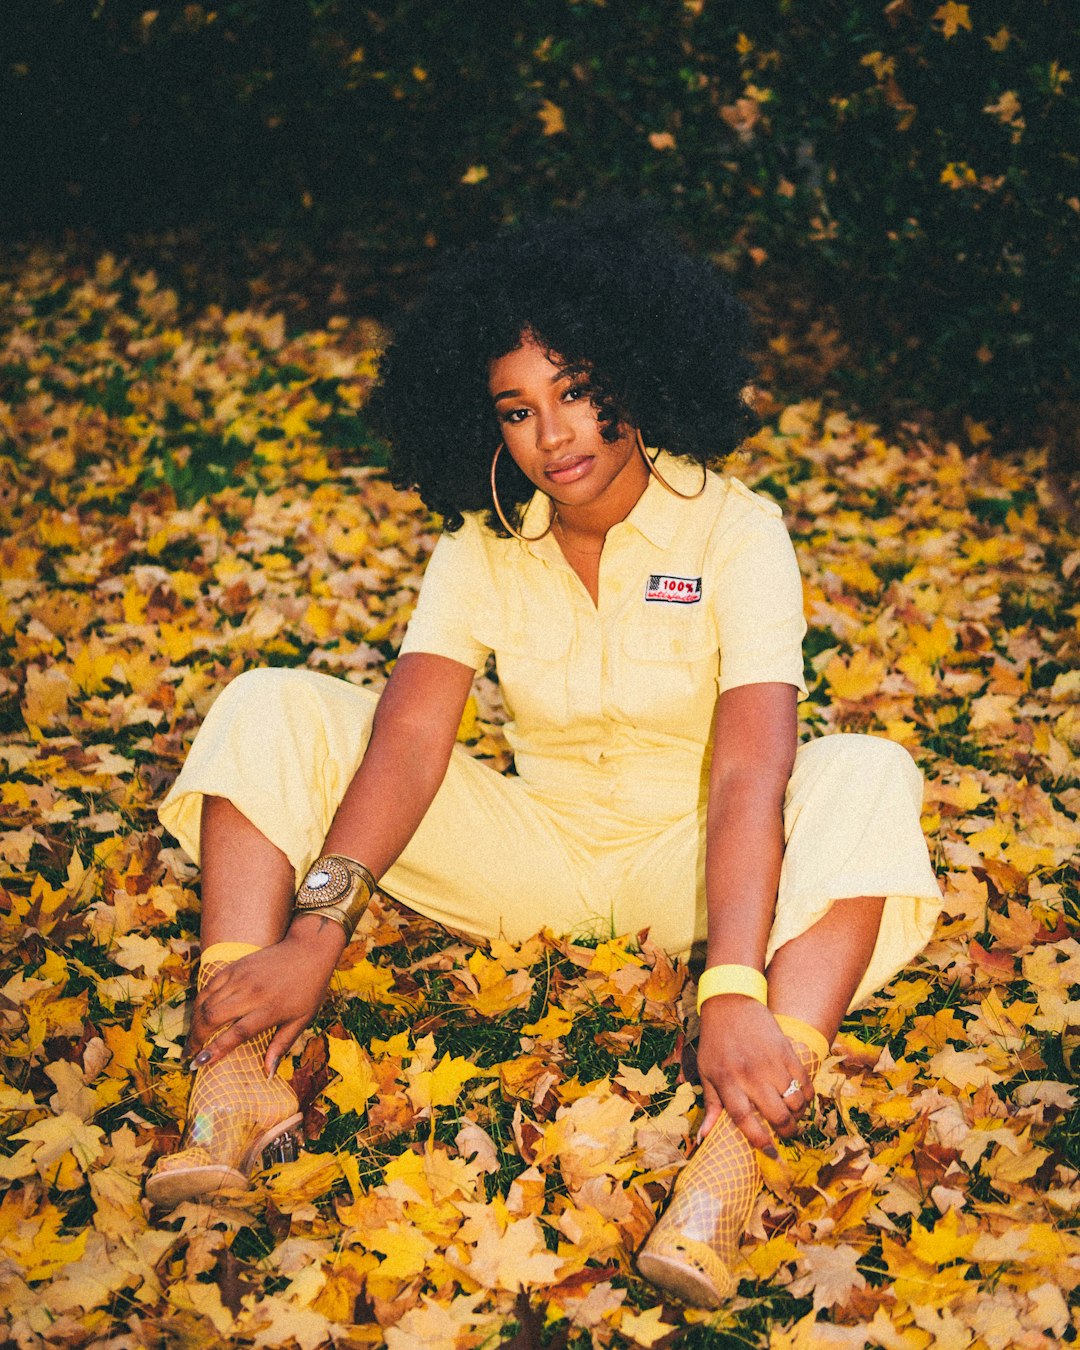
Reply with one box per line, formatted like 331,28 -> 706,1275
3,0 -> 1077,465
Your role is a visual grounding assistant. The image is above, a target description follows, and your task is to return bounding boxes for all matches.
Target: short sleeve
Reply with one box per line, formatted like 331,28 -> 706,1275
397,518 -> 493,673
710,483 -> 808,698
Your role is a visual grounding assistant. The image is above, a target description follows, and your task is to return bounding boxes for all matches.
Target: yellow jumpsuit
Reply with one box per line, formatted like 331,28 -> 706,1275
159,457 -> 943,1009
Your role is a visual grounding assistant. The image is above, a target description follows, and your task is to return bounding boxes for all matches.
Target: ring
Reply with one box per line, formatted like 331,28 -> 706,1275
781,1078 -> 801,1099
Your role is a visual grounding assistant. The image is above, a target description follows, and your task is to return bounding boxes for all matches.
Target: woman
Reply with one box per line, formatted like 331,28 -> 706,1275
145,205 -> 942,1307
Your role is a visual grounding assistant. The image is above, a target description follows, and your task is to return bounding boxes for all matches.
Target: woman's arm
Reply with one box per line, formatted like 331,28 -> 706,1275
696,681 -> 809,1150
186,652 -> 475,1067
298,650 -> 478,951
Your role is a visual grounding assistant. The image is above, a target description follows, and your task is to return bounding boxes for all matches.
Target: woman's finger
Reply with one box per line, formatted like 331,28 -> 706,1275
696,1076 -> 724,1144
186,992 -> 240,1056
189,1014 -> 269,1068
724,1088 -> 776,1154
265,1017 -> 309,1078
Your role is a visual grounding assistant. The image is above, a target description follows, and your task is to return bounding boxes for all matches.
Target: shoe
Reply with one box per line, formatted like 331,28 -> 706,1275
637,1012 -> 829,1306
145,942 -> 303,1209
635,1107 -> 751,1307
144,1104 -> 303,1209
636,1227 -> 735,1308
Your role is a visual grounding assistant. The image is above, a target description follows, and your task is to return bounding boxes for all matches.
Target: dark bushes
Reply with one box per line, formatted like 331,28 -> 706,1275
5,0 -> 1075,449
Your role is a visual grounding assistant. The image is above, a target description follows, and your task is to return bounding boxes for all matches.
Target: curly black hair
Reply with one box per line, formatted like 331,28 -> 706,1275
365,201 -> 760,534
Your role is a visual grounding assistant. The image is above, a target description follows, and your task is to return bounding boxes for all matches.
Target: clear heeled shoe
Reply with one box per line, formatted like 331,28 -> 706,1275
145,1025 -> 303,1209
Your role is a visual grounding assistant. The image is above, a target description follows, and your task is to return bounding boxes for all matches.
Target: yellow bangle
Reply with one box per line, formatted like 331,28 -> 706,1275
696,964 -> 768,1014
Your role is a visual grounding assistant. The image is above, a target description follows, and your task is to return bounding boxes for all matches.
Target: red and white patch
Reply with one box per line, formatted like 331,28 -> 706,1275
645,574 -> 702,604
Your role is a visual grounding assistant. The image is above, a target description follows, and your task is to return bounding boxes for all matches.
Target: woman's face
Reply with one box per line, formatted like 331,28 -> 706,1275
488,333 -> 647,523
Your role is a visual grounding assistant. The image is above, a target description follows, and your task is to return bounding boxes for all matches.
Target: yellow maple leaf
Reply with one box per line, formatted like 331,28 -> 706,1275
456,949 -> 533,1017
620,1305 -> 678,1347
897,649 -> 937,696
406,1052 -> 487,1112
588,938 -> 644,976
302,600 -> 337,641
279,395 -> 319,440
522,1004 -> 575,1038
383,1292 -> 499,1350
368,1222 -> 439,1283
907,1206 -> 977,1265
112,933 -> 170,980
934,2 -> 972,38
90,1157 -> 148,1238
834,557 -> 880,594
941,161 -> 977,189
370,1029 -> 412,1058
499,1052 -> 557,1102
157,621 -> 195,662
11,1111 -> 104,1188
824,648 -> 887,701
983,1138 -> 1051,1185
4,1199 -> 89,1282
323,1035 -> 379,1116
908,615 -> 954,663
537,99 -> 566,136
906,1007 -> 969,1053
743,1231 -> 801,1280
69,637 -> 120,694
101,1010 -> 153,1096
264,1151 -> 342,1210
448,1206 -> 565,1291
615,1062 -> 668,1096
21,664 -> 74,731
334,957 -> 400,1004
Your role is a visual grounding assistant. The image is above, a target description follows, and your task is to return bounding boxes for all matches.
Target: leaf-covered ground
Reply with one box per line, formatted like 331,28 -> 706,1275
1,249 -> 1079,1349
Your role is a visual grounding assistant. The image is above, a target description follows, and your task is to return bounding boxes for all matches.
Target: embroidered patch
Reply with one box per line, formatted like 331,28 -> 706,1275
645,574 -> 702,604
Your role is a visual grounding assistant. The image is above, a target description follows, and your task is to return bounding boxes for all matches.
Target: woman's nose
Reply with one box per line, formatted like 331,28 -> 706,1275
536,407 -> 571,450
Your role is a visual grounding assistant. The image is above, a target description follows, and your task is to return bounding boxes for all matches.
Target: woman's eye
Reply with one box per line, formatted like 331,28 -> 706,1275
502,407 -> 529,424
564,385 -> 589,402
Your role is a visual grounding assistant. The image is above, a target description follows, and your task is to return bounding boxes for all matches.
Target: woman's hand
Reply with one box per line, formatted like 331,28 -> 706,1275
185,927 -> 339,1077
695,994 -> 812,1153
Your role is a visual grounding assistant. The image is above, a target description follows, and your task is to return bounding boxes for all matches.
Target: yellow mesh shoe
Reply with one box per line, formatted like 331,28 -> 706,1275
145,943 -> 303,1209
637,1014 -> 829,1307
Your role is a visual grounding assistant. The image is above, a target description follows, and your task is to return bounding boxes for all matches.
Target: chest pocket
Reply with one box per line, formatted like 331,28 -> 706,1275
473,616 -> 573,730
621,610 -> 717,663
616,610 -> 719,736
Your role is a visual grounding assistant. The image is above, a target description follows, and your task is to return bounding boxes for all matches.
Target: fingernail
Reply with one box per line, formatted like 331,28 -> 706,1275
192,1050 -> 211,1067
764,1145 -> 779,1160
265,1059 -> 278,1079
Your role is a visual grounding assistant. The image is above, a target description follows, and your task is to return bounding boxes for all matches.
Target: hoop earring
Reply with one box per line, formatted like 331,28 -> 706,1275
490,442 -> 554,541
637,431 -> 707,500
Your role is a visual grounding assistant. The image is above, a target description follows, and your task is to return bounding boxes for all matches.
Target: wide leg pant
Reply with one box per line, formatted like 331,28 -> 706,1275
158,668 -> 943,1010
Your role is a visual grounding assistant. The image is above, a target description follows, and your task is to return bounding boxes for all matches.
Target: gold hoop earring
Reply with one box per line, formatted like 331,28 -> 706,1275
637,431 -> 707,500
490,442 -> 554,541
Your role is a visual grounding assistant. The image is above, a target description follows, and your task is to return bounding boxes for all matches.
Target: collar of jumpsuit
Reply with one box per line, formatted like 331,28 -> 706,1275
518,448 -> 702,560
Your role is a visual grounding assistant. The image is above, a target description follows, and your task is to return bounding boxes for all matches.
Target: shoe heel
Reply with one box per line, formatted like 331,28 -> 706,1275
261,1129 -> 300,1167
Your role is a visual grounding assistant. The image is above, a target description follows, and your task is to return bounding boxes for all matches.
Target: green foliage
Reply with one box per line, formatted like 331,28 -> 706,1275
5,0 -> 1076,442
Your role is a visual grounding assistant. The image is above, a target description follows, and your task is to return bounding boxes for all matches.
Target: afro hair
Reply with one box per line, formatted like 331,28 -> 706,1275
365,201 -> 761,534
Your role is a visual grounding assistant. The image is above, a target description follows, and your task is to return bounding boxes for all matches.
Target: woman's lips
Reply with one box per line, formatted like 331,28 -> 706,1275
545,455 -> 594,484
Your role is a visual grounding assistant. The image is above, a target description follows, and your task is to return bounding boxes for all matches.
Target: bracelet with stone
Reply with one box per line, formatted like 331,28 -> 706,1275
293,854 -> 376,943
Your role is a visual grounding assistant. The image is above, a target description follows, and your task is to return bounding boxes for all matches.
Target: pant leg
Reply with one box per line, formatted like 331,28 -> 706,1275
769,732 -> 943,1008
157,667 -> 603,942
616,733 -> 942,1008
